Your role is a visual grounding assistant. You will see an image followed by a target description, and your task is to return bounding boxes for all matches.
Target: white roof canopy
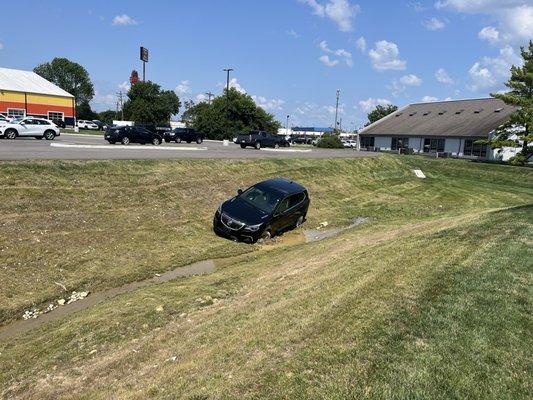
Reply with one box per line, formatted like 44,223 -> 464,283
0,67 -> 74,98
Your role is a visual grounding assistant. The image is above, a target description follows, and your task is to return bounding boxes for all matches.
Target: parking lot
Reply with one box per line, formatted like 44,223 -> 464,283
0,133 -> 379,160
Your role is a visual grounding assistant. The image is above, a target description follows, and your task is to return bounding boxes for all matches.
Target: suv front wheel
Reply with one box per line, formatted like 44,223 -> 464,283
4,129 -> 17,139
121,136 -> 130,145
255,142 -> 261,150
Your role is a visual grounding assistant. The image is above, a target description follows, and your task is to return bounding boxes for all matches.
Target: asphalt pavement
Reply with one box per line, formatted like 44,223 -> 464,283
0,133 -> 380,161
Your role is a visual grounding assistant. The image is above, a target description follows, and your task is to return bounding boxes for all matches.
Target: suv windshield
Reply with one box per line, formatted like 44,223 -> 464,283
240,185 -> 284,213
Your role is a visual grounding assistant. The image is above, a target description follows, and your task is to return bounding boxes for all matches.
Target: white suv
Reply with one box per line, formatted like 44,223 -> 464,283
78,120 -> 99,130
0,118 -> 60,140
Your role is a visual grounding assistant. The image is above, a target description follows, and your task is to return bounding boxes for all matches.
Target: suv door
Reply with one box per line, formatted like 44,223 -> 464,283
19,119 -> 39,136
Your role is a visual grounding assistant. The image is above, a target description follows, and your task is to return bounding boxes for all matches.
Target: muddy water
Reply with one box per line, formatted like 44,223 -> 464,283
0,220 -> 367,340
0,260 -> 215,340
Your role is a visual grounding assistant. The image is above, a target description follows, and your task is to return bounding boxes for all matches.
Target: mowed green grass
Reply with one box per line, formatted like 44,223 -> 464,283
0,156 -> 531,399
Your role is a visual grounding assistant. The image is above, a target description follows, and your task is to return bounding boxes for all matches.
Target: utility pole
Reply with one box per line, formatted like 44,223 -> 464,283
205,91 -> 214,104
334,89 -> 340,133
116,91 -> 124,120
286,114 -> 290,136
223,68 -> 234,141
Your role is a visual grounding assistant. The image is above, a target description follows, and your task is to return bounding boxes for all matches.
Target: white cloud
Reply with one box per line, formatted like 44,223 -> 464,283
252,96 -> 285,111
435,68 -> 455,84
175,80 -> 191,96
502,5 -> 533,43
91,90 -> 117,111
356,36 -> 366,52
0,42 -> 4,50
286,29 -> 300,38
228,78 -> 246,93
118,81 -> 131,93
319,40 -> 353,66
368,40 -> 407,71
421,96 -> 439,102
319,55 -> 340,67
478,26 -> 500,44
299,0 -> 361,32
400,74 -> 422,86
112,14 -> 138,26
422,17 -> 445,30
195,93 -> 208,103
388,74 -> 422,97
436,1 -> 532,43
468,45 -> 522,91
358,98 -> 392,112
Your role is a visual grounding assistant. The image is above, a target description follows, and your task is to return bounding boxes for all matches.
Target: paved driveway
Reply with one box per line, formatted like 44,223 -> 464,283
0,133 -> 379,161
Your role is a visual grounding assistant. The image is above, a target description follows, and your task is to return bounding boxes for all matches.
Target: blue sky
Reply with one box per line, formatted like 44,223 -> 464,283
0,0 -> 531,129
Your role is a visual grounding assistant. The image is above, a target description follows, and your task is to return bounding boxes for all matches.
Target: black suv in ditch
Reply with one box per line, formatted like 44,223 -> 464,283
104,126 -> 163,145
164,128 -> 205,144
213,178 -> 310,243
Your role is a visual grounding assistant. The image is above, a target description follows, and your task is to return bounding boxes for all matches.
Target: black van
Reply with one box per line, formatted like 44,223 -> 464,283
213,178 -> 310,243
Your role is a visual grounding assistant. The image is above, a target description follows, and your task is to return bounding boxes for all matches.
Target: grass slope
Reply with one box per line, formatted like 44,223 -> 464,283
0,156 -> 531,398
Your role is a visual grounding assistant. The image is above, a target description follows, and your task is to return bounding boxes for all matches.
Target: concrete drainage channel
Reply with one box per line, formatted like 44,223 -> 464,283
0,217 -> 369,340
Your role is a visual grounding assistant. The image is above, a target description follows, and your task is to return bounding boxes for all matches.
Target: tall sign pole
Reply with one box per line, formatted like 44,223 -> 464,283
140,46 -> 149,81
334,89 -> 340,132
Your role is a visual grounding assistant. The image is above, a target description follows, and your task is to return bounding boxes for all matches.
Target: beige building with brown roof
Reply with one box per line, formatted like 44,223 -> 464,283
358,98 -> 518,160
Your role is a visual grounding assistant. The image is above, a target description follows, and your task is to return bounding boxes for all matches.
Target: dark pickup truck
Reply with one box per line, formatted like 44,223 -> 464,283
236,131 -> 290,149
164,127 -> 204,144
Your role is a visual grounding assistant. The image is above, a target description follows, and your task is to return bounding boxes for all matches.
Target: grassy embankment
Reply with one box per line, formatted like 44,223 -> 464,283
0,155 -> 531,398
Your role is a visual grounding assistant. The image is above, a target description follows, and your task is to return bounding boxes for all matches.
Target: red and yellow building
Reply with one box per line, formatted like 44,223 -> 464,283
0,67 -> 75,125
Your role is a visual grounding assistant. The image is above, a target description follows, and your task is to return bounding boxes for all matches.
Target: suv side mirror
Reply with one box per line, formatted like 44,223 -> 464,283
20,121 -> 25,125
237,189 -> 243,195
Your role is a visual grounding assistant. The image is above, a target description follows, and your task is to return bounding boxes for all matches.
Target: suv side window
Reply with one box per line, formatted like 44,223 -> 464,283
289,192 -> 305,208
277,197 -> 291,214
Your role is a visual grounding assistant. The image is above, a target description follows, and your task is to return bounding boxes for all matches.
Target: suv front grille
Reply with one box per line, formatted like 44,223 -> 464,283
221,213 -> 245,231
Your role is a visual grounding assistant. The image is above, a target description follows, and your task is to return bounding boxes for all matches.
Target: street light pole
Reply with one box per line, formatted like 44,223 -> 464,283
223,68 -> 234,97
334,89 -> 340,132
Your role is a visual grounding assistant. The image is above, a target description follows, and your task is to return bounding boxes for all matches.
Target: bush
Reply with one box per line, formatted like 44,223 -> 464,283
508,154 -> 527,166
316,133 -> 344,149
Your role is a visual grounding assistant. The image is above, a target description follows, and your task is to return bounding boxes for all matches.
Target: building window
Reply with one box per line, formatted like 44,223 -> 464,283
48,111 -> 64,121
391,137 -> 409,150
7,109 -> 25,118
423,138 -> 445,153
463,139 -> 487,157
360,136 -> 374,148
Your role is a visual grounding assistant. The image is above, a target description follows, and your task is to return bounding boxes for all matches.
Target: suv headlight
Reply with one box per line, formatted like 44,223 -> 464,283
243,223 -> 262,232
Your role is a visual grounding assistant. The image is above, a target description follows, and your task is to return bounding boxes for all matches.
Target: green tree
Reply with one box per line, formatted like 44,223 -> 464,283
122,81 -> 181,125
182,88 -> 280,140
98,110 -> 119,124
34,58 -> 94,106
316,133 -> 344,148
76,101 -> 97,120
487,41 -> 533,165
366,104 -> 398,126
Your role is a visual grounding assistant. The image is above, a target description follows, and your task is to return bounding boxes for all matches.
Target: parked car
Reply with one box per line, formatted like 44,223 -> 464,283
342,140 -> 358,148
164,127 -> 205,144
213,177 -> 310,243
290,136 -> 314,145
52,119 -> 66,128
91,120 -> 108,131
236,131 -> 290,149
0,117 -> 60,140
104,126 -> 163,145
78,120 -> 99,130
